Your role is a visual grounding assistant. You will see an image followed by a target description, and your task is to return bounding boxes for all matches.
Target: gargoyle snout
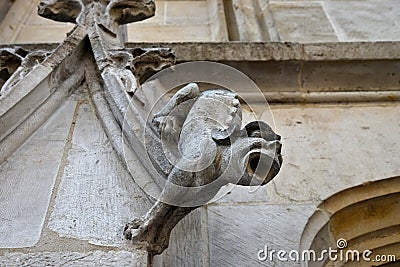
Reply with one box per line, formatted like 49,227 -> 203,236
235,120 -> 282,186
243,140 -> 282,186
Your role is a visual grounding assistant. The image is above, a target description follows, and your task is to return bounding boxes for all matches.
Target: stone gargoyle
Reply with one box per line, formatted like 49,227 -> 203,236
124,83 -> 283,254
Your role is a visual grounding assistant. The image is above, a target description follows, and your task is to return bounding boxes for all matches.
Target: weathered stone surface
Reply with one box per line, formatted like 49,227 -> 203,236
0,0 -> 12,22
212,184 -> 270,204
48,101 -> 152,247
268,3 -> 338,43
301,60 -> 400,92
0,250 -> 148,267
324,1 -> 400,42
0,37 -> 86,165
0,101 -> 76,248
2,0 -> 400,43
208,204 -> 315,266
124,82 -> 282,254
153,208 -> 206,267
0,0 -> 74,44
224,61 -> 300,92
264,103 -> 400,203
128,47 -> 175,85
3,41 -> 400,64
126,0 -> 227,42
230,0 -> 266,41
125,42 -> 400,62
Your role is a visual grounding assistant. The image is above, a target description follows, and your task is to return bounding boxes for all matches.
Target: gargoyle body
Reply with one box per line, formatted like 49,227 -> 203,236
125,83 -> 282,254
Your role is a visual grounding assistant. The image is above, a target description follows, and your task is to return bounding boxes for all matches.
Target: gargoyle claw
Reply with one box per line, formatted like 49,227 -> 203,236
124,218 -> 143,239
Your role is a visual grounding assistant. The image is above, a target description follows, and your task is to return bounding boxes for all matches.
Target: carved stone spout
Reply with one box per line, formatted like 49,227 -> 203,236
124,83 -> 283,254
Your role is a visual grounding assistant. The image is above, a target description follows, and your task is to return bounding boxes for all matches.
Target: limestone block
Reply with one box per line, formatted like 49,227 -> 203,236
224,61 -> 300,92
301,61 -> 400,92
0,0 -> 36,43
0,251 -> 148,267
268,3 -> 338,42
213,184 -> 271,204
0,0 -> 74,44
127,24 -> 211,42
264,103 -> 400,203
48,102 -> 151,247
207,204 -> 315,266
126,0 -> 226,42
15,25 -> 74,44
0,101 -> 76,248
164,1 -> 209,25
324,1 -> 400,41
154,209 -> 205,267
231,0 -> 266,41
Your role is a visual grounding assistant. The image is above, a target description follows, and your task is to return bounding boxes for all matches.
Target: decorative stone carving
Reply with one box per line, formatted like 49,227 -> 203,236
124,83 -> 283,254
38,0 -> 155,25
37,1 -> 173,104
106,47 -> 175,94
0,48 -> 24,91
129,48 -> 175,85
34,0 -> 283,258
37,0 -> 82,23
0,47 -> 50,95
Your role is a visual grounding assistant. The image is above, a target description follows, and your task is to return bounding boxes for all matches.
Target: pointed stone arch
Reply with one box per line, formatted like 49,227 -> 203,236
300,176 -> 400,267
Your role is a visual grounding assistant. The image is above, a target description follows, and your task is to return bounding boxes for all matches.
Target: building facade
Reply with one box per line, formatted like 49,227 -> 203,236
0,1 -> 399,266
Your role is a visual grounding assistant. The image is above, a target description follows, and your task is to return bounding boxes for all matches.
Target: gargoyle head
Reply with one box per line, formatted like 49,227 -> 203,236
153,85 -> 283,195
234,121 -> 282,186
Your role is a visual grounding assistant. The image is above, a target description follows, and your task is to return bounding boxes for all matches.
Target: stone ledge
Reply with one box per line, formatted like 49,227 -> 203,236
3,42 -> 400,61
2,41 -> 398,100
244,91 -> 400,104
127,42 -> 400,61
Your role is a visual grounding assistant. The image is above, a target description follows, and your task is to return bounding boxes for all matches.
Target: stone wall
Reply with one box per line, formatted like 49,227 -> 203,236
0,0 -> 399,266
1,0 -> 400,44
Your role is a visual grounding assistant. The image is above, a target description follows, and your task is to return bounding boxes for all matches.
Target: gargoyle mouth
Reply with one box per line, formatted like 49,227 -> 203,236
243,143 -> 282,186
238,120 -> 282,186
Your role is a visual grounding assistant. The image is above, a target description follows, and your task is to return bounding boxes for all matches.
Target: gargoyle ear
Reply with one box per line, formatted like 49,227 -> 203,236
244,121 -> 281,141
